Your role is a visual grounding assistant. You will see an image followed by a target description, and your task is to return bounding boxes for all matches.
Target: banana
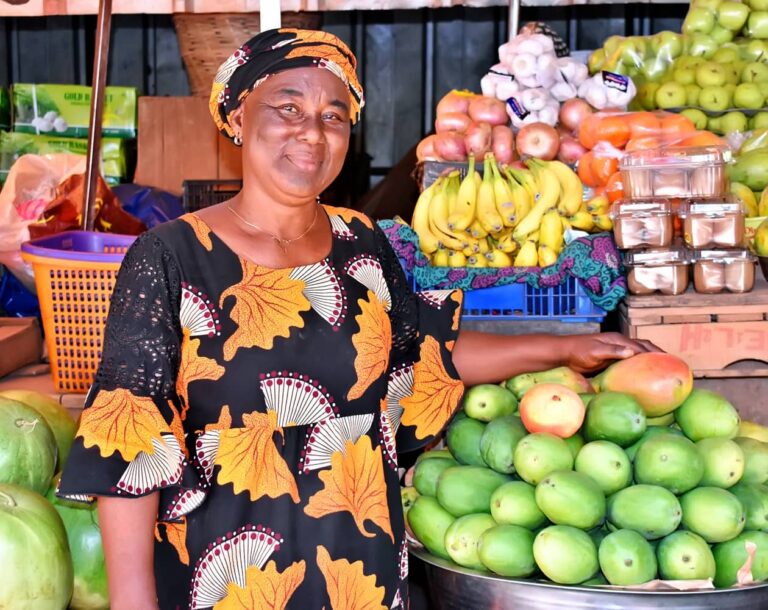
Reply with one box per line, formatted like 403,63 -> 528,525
513,239 -> 538,267
447,250 -> 467,267
448,155 -> 479,231
476,154 -> 504,234
539,208 -> 564,254
592,214 -> 613,231
513,161 -> 562,240
496,231 -> 519,254
468,219 -> 489,239
507,173 -> 532,229
536,159 -> 583,217
586,194 -> 611,216
411,180 -> 441,254
506,167 -> 538,204
527,230 -> 540,244
561,216 -> 572,231
486,249 -> 513,267
568,210 -> 595,232
490,156 -> 517,227
428,175 -> 469,251
538,245 -> 559,268
467,254 -> 488,268
431,248 -> 450,266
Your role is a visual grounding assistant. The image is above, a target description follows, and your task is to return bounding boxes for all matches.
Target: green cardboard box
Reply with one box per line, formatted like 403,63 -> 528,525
12,84 -> 137,138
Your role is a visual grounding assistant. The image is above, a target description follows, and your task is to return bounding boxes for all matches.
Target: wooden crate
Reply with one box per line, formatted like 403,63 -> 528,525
620,278 -> 768,379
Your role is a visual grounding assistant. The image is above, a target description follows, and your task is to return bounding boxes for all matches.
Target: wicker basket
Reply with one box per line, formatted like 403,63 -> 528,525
174,13 -> 322,97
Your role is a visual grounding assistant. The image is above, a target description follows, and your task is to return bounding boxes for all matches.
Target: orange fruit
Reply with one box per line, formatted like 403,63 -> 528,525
626,112 -> 662,139
592,155 -> 619,187
605,171 -> 625,203
578,114 -> 602,150
625,136 -> 662,152
595,115 -> 631,149
660,113 -> 697,135
577,151 -> 598,187
677,131 -> 726,148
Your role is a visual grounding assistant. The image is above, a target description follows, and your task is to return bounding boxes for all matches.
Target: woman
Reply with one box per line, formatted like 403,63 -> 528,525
59,29 -> 653,610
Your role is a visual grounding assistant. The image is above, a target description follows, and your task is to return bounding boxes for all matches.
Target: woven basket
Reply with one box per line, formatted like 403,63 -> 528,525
174,12 -> 322,97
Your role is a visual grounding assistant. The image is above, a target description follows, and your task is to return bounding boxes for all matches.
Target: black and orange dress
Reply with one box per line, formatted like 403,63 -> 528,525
59,206 -> 464,610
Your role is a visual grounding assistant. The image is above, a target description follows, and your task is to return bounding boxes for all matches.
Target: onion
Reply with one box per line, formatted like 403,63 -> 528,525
464,122 -> 492,158
557,135 -> 588,165
434,132 -> 468,162
468,96 -> 509,126
435,112 -> 473,134
516,122 -> 560,161
491,125 -> 516,165
436,89 -> 477,116
416,134 -> 439,161
559,98 -> 594,134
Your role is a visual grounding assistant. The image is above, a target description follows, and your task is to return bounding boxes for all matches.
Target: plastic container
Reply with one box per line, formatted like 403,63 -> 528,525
611,199 -> 674,249
182,179 -> 242,212
623,248 -> 690,296
20,231 -> 136,393
692,249 -> 756,294
619,146 -> 730,199
679,199 -> 746,249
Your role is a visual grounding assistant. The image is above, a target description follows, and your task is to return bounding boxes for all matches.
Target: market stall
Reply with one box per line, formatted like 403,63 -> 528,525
1,0 -> 768,608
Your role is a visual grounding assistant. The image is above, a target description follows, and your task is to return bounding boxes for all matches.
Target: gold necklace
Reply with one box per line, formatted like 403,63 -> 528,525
227,203 -> 320,252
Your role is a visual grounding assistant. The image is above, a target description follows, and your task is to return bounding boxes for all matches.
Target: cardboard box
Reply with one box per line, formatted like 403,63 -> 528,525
134,97 -> 242,195
0,318 -> 43,379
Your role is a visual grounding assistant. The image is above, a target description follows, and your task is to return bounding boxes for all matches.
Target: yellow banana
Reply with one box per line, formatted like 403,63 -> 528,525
448,155 -> 479,231
411,180 -> 441,254
447,250 -> 467,267
513,161 -> 561,240
538,245 -> 559,268
507,173 -> 532,229
477,237 -> 491,254
486,249 -> 513,267
561,216 -> 572,232
476,154 -> 504,234
539,208 -> 564,254
593,214 -> 613,231
527,230 -> 540,244
586,194 -> 611,216
506,167 -> 538,204
467,254 -> 488,268
431,248 -> 450,266
568,210 -> 595,231
490,156 -> 516,227
468,219 -> 489,239
513,239 -> 538,267
496,230 -> 519,254
428,175 -> 469,250
535,159 -> 583,217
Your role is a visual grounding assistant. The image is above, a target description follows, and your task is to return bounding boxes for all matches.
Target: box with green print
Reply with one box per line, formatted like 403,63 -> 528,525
12,84 -> 137,138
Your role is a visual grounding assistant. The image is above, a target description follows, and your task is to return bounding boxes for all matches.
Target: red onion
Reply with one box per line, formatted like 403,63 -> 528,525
464,122 -> 492,158
559,98 -> 594,134
434,132 -> 468,161
491,125 -> 516,165
435,112 -> 473,134
468,96 -> 509,126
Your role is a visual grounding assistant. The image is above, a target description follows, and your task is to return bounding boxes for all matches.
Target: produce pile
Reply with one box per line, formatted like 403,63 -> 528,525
0,391 -> 107,610
403,352 -> 768,589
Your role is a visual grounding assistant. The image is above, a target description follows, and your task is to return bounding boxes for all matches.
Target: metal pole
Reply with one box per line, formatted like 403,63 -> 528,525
508,0 -> 520,41
82,0 -> 113,231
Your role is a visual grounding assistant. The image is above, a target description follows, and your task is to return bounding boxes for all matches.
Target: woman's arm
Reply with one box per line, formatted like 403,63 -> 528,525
452,330 -> 657,386
98,494 -> 160,610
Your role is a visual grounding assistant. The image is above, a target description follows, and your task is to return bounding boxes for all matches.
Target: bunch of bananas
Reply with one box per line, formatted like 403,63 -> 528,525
411,153 -> 613,268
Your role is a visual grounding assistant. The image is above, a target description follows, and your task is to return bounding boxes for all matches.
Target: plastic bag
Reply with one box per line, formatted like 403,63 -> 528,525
112,183 -> 184,229
0,267 -> 40,318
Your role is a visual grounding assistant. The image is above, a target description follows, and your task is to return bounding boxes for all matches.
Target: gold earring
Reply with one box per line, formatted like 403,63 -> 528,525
234,135 -> 242,146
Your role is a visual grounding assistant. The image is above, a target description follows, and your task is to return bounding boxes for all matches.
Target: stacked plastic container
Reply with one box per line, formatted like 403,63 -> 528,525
612,145 -> 757,296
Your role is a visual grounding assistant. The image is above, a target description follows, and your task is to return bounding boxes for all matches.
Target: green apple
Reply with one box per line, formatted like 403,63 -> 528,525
746,12 -> 768,38
688,34 -> 719,58
751,112 -> 768,129
708,115 -> 724,133
638,82 -> 662,110
742,61 -> 768,83
724,82 -> 738,96
717,1 -> 751,31
695,0 -> 724,9
749,0 -> 768,9
710,24 -> 736,44
655,81 -> 688,108
681,108 -> 709,129
651,31 -> 686,60
673,66 -> 698,86
696,61 -> 729,87
720,110 -> 749,133
700,85 -> 733,111
617,37 -> 648,67
588,48 -> 606,74
734,82 -> 766,108
726,62 -> 743,84
686,83 -> 702,106
741,39 -> 768,62
712,47 -> 740,64
683,7 -> 718,35
676,55 -> 706,70
604,35 -> 626,58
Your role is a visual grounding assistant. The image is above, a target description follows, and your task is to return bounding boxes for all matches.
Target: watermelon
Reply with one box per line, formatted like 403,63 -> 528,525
0,397 -> 56,494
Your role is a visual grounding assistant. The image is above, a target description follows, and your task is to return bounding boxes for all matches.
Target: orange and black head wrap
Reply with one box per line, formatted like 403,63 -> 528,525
210,28 -> 364,143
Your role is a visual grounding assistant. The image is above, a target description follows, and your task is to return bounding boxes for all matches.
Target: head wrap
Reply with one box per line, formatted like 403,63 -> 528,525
210,28 -> 364,142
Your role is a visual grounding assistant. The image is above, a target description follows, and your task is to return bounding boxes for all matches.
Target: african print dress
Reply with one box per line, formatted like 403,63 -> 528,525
59,206 -> 464,610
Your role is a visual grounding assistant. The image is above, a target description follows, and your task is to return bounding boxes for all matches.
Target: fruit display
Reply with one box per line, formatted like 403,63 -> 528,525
404,352 -> 768,589
410,152 -> 608,268
0,392 -> 108,610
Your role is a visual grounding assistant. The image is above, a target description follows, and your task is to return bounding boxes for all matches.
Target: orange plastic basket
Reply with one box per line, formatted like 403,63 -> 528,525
21,231 -> 136,393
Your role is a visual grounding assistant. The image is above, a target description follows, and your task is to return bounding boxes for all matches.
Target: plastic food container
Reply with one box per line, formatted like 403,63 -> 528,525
611,200 -> 674,249
624,248 -> 690,296
693,249 -> 756,294
679,199 -> 746,249
619,146 -> 730,199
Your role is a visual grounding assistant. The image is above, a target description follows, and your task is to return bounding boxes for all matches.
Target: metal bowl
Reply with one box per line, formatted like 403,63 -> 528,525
410,547 -> 768,610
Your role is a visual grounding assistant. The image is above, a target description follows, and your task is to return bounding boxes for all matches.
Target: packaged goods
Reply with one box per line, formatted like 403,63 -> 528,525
624,248 -> 691,296
692,249 -> 756,294
611,200 -> 674,249
11,84 -> 137,138
679,200 -> 746,249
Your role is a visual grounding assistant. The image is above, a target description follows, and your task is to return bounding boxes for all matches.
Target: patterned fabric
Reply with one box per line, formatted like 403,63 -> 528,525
58,207 -> 463,610
210,28 -> 365,140
378,219 -> 627,312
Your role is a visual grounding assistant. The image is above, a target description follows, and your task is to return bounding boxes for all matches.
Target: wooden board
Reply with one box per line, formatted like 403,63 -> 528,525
624,276 -> 768,309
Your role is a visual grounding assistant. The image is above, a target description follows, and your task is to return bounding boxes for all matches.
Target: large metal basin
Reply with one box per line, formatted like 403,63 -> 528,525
411,547 -> 768,610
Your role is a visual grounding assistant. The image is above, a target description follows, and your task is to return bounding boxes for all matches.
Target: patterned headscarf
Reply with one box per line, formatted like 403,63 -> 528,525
210,28 -> 364,142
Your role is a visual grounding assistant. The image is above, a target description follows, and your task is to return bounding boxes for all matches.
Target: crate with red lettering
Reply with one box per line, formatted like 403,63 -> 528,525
619,277 -> 768,379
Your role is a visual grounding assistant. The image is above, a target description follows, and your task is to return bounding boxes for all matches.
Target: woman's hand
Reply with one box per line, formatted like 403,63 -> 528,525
563,332 -> 660,374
